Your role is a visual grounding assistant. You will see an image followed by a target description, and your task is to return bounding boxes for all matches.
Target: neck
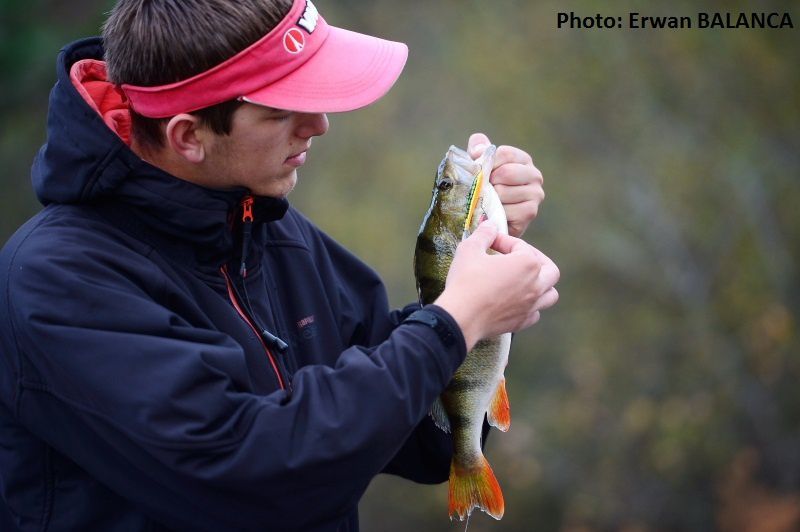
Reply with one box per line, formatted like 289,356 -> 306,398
131,138 -> 207,189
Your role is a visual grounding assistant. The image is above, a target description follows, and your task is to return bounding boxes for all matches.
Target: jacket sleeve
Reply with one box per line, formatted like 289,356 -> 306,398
298,217 -> 458,485
2,230 -> 466,531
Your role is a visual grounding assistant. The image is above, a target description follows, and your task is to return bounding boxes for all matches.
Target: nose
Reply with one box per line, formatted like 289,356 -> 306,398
295,112 -> 329,139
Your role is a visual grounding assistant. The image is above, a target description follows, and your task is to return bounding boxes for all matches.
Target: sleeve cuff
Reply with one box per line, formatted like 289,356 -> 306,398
402,305 -> 467,373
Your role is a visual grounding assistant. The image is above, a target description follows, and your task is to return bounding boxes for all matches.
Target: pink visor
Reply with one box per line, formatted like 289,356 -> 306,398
121,0 -> 408,118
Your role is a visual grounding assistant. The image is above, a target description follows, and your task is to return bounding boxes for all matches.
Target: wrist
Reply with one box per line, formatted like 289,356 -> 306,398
433,291 -> 481,351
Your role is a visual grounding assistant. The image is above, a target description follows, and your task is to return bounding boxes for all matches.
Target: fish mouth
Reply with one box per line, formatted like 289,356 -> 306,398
445,145 -> 495,234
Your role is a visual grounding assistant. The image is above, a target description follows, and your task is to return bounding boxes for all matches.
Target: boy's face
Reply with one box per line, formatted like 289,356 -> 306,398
199,103 -> 329,197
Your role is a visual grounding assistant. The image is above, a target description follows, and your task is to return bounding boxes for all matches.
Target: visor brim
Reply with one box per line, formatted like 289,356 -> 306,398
241,26 -> 408,113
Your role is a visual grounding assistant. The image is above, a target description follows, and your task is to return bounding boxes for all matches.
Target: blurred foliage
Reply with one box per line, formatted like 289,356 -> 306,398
0,0 -> 116,237
1,0 -> 798,531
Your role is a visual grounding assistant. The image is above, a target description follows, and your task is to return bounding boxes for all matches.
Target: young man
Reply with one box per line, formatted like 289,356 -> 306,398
0,0 -> 559,530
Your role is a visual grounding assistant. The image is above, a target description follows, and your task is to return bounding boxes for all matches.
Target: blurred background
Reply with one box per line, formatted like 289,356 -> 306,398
1,0 -> 798,530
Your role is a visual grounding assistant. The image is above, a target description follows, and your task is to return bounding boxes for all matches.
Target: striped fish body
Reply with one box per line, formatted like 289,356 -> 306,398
413,145 -> 511,521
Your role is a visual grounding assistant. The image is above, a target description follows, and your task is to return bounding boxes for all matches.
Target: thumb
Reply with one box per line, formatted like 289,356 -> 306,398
468,132 -> 491,159
464,221 -> 498,251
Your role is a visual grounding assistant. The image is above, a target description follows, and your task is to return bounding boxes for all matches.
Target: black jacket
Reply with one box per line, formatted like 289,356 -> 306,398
0,37 -> 466,531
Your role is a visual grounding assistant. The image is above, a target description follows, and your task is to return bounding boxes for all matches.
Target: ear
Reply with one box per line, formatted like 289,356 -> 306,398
165,114 -> 207,164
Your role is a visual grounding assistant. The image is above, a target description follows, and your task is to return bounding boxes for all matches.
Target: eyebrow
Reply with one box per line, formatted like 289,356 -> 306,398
262,106 -> 291,115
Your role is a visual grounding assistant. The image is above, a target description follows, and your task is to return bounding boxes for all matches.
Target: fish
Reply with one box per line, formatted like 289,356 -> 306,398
413,144 -> 511,521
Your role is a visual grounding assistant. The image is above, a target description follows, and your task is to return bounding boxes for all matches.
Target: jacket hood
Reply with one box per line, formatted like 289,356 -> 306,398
32,37 -> 288,265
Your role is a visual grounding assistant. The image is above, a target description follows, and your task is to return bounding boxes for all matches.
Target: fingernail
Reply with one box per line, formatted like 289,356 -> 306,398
471,143 -> 488,157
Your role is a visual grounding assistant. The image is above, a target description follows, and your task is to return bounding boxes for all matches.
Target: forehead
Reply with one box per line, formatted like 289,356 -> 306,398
209,103 -> 291,147
236,102 -> 289,118
224,103 -> 293,136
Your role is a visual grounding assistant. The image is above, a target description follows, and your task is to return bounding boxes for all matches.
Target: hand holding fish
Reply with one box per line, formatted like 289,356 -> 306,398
434,221 -> 560,351
468,133 -> 544,238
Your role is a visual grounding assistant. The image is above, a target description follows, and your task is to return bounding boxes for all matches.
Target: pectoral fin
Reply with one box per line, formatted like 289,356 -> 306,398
487,378 -> 510,432
430,396 -> 451,433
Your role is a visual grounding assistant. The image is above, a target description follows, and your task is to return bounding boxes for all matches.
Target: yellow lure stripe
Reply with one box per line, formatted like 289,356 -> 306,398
463,169 -> 484,233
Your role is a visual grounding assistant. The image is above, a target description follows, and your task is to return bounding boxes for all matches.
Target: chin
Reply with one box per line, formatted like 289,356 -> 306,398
279,174 -> 298,197
253,172 -> 297,198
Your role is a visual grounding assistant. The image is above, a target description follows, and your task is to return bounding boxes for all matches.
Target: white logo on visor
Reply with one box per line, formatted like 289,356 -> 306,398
298,0 -> 319,33
284,28 -> 305,53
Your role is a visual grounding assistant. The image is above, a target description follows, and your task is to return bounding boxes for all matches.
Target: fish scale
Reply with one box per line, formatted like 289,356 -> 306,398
413,144 -> 511,521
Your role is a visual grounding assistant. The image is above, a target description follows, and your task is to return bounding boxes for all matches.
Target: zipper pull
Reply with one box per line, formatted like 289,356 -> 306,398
239,195 -> 255,278
241,195 -> 254,224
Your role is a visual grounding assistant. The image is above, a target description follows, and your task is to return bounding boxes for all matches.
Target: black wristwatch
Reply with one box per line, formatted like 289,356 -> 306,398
403,307 -> 457,348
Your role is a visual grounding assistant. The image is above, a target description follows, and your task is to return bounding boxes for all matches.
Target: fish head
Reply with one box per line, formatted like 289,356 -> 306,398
414,144 -> 501,305
423,145 -> 497,239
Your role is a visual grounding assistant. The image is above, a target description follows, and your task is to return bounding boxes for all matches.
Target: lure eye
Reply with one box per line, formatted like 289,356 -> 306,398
437,179 -> 453,191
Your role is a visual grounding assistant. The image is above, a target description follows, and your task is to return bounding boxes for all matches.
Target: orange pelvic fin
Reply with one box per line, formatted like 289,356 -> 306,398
487,378 -> 510,432
448,456 -> 505,521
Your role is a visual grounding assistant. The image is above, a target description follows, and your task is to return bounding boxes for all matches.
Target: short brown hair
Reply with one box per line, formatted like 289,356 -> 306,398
102,0 -> 294,149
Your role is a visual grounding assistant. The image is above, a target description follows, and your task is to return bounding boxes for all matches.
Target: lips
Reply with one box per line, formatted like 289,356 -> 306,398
285,142 -> 311,167
285,150 -> 307,167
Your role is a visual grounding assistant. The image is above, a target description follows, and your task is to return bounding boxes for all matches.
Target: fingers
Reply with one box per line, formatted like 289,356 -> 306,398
468,132 -> 491,158
503,201 -> 540,237
515,287 -> 557,332
520,287 -> 558,331
490,160 -> 543,187
465,141 -> 539,177
494,183 -> 544,205
468,141 -> 542,192
536,256 -> 560,292
489,232 -> 530,255
519,264 -> 559,331
515,288 -> 558,331
462,220 -> 498,252
488,145 -> 543,239
492,145 -> 534,169
534,287 -> 559,313
493,238 -> 559,298
495,189 -> 543,238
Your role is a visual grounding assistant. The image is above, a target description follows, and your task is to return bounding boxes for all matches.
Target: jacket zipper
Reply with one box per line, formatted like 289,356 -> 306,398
221,265 -> 286,391
260,256 -> 297,374
239,196 -> 254,277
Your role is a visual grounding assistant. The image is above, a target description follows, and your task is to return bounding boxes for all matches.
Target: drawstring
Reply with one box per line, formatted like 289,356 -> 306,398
261,329 -> 289,353
235,195 -> 289,354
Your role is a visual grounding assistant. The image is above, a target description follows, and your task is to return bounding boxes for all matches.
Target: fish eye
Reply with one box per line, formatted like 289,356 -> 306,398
437,179 -> 453,191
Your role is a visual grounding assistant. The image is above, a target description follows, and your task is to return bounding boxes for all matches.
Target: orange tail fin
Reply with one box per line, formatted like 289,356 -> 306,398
448,456 -> 505,521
